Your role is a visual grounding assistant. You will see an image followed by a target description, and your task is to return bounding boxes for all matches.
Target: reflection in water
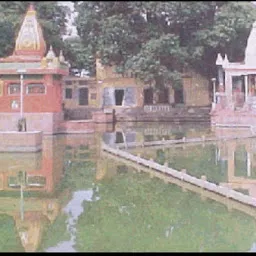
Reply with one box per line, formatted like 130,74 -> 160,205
75,156 -> 256,252
103,122 -> 212,146
46,189 -> 100,252
130,137 -> 256,198
2,123 -> 256,252
0,135 -> 66,252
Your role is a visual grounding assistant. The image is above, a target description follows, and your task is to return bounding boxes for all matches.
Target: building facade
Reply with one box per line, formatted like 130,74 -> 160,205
63,56 -> 211,120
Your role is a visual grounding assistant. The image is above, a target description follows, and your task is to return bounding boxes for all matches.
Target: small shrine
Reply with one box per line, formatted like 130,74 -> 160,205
211,21 -> 256,127
0,4 -> 69,134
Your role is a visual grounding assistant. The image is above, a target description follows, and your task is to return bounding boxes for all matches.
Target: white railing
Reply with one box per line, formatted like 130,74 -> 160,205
102,142 -> 256,208
143,105 -> 172,112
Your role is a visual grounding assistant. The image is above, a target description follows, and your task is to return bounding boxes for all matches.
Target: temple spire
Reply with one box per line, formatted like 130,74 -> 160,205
245,21 -> 256,66
13,3 -> 46,58
28,3 -> 35,12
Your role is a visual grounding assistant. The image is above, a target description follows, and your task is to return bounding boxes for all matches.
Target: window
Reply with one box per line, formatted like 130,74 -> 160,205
26,83 -> 45,94
8,83 -> 20,95
79,87 -> 88,105
27,176 -> 46,187
65,88 -> 72,99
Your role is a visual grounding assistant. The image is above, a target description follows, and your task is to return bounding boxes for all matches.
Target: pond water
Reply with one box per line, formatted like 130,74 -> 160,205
0,122 -> 256,252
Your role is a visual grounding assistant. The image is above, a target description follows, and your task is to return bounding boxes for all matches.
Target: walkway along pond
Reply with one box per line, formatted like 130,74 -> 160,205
102,139 -> 256,211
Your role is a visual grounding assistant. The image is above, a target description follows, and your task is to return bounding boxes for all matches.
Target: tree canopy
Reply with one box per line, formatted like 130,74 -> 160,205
0,1 -> 68,57
74,1 -> 256,88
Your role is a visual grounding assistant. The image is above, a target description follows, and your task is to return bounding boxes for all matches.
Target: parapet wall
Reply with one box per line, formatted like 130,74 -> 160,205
0,131 -> 43,152
0,112 -> 63,134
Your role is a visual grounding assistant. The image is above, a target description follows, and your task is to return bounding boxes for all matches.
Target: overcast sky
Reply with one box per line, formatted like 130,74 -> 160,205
58,1 -> 78,39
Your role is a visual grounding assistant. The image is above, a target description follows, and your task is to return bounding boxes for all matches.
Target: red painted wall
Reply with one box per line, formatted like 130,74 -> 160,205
0,75 -> 62,113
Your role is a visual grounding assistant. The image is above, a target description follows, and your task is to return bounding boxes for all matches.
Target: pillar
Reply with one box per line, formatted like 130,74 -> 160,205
225,72 -> 233,108
227,141 -> 235,180
247,152 -> 251,177
245,75 -> 248,102
212,78 -> 216,103
218,66 -> 224,90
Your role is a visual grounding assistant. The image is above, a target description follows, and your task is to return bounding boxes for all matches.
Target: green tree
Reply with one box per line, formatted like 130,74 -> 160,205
75,1 -> 256,89
0,1 -> 69,57
63,37 -> 95,76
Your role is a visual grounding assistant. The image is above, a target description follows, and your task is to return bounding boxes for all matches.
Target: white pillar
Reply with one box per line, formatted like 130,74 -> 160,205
211,78 -> 216,103
245,75 -> 248,102
225,72 -> 232,107
20,74 -> 24,118
247,152 -> 251,177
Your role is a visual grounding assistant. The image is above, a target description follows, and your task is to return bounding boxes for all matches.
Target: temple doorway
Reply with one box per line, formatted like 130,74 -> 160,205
232,76 -> 245,108
144,88 -> 154,104
174,86 -> 184,104
115,89 -> 124,106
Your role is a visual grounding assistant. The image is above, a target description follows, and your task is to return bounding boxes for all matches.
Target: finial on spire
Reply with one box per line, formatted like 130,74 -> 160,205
46,45 -> 56,60
59,50 -> 65,63
216,53 -> 223,66
28,3 -> 35,11
222,54 -> 229,68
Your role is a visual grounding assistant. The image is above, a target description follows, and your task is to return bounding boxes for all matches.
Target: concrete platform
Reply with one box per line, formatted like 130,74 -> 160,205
0,131 -> 43,152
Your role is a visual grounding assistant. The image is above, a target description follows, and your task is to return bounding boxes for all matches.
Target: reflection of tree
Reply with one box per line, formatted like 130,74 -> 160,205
156,149 -> 166,165
0,214 -> 24,252
57,161 -> 96,192
74,170 -> 256,252
153,144 -> 228,184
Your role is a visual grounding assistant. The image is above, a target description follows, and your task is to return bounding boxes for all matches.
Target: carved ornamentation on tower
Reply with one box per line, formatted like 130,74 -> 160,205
14,4 -> 46,58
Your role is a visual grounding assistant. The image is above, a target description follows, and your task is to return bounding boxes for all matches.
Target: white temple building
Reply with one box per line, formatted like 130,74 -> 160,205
211,21 -> 256,127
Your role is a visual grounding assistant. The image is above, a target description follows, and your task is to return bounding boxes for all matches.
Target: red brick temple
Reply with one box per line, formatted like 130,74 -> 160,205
211,21 -> 256,128
0,4 -> 69,134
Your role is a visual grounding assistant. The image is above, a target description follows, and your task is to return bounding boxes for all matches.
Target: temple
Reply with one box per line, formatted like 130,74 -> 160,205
211,21 -> 256,127
0,4 -> 69,134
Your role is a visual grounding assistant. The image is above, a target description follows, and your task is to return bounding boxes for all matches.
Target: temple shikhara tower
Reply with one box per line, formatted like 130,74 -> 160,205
0,4 -> 69,134
211,21 -> 256,128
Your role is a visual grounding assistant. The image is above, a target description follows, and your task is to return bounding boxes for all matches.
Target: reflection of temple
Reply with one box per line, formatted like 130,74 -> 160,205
0,136 -> 65,194
0,135 -> 66,252
211,21 -> 256,127
218,139 -> 256,198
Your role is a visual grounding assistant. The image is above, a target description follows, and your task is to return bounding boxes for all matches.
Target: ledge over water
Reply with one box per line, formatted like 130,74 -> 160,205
0,131 -> 43,152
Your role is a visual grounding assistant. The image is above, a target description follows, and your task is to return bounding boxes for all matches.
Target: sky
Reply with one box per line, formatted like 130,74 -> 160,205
58,1 -> 78,39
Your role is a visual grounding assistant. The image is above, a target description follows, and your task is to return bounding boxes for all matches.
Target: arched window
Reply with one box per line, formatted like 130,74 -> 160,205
26,83 -> 45,94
